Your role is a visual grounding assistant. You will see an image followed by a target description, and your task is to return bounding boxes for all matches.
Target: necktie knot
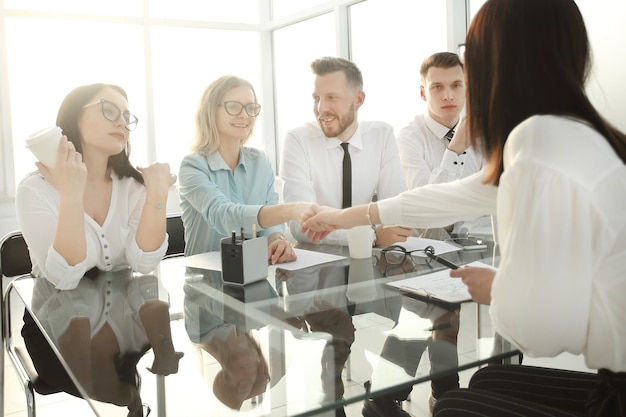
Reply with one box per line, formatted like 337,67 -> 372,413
444,129 -> 455,142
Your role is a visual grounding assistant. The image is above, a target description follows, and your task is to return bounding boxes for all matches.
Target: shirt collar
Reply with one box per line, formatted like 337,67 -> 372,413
207,149 -> 247,172
324,123 -> 364,151
424,112 -> 452,141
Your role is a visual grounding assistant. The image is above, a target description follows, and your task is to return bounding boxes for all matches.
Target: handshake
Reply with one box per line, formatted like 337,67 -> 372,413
292,203 -> 342,242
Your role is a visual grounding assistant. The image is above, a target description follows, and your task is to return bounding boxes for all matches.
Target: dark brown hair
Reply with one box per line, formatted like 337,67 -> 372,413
56,83 -> 144,184
465,0 -> 626,184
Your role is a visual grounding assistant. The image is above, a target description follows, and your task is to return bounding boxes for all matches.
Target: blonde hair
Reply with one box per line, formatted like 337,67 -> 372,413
190,75 -> 257,156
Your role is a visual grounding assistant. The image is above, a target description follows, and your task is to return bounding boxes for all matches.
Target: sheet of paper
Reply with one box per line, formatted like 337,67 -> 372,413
169,248 -> 345,272
169,251 -> 223,271
391,236 -> 462,257
271,248 -> 346,271
385,260 -> 495,303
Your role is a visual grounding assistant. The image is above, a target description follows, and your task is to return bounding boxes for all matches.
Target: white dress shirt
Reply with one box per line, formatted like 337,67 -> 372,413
15,172 -> 167,290
281,120 -> 407,245
396,113 -> 483,189
378,115 -> 626,372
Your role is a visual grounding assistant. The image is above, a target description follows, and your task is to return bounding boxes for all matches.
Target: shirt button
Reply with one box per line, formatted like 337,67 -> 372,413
105,256 -> 109,260
463,151 -> 467,155
101,234 -> 105,238
461,162 -> 464,165
106,263 -> 111,267
104,244 -> 108,249
453,161 -> 458,165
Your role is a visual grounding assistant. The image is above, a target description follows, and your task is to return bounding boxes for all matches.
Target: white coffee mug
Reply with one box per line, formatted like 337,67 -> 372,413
26,126 -> 63,168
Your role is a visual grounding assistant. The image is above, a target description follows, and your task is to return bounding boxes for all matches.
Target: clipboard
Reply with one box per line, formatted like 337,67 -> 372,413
385,261 -> 495,304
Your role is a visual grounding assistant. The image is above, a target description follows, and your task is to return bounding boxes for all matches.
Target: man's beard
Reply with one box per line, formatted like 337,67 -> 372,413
319,104 -> 356,138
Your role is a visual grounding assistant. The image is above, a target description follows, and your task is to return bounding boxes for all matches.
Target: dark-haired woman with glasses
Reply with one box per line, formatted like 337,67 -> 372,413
179,75 -> 318,264
16,83 -> 182,416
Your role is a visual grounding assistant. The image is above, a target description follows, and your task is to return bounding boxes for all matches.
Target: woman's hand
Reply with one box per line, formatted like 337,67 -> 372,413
449,266 -> 496,305
268,234 -> 296,264
37,136 -> 87,200
137,162 -> 177,204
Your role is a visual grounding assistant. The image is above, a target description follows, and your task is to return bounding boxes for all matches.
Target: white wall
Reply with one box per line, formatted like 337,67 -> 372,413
577,0 -> 626,133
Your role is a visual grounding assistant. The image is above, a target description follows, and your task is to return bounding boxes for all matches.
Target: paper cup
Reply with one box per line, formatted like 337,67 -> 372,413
26,126 -> 63,168
347,225 -> 374,259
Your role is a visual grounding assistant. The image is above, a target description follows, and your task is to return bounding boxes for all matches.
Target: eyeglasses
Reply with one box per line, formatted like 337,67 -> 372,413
381,245 -> 438,265
82,99 -> 139,131
220,101 -> 261,117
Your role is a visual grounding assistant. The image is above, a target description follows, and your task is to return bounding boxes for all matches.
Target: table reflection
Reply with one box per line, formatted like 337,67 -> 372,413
273,246 -> 462,413
23,268 -> 183,417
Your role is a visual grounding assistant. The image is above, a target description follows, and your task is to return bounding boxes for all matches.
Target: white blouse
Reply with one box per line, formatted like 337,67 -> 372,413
379,115 -> 626,372
16,172 -> 167,290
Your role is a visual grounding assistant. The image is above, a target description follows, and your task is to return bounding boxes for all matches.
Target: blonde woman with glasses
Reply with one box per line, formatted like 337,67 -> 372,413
178,75 -> 318,264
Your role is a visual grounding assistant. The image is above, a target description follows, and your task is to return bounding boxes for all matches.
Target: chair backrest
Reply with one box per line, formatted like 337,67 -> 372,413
165,215 -> 186,257
0,231 -> 32,278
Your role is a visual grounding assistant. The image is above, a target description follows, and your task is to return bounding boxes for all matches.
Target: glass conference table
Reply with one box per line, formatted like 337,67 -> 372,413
8,237 -> 520,417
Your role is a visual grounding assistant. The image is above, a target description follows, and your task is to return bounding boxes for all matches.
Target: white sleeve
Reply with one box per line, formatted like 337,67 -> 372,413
377,168 -> 497,228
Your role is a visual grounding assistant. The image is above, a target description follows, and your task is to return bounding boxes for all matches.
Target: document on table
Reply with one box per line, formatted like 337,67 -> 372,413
386,261 -> 495,303
270,248 -> 345,271
390,236 -> 462,256
171,248 -> 345,272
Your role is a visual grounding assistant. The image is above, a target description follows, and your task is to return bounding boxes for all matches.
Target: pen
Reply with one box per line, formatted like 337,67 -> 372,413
252,223 -> 257,238
425,252 -> 460,270
425,323 -> 453,332
240,227 -> 245,241
231,230 -> 236,244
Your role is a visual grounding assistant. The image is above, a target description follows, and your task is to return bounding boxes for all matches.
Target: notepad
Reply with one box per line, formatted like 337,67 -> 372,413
385,261 -> 496,304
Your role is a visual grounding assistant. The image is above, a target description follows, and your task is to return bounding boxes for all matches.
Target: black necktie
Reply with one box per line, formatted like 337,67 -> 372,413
444,128 -> 455,142
340,142 -> 352,208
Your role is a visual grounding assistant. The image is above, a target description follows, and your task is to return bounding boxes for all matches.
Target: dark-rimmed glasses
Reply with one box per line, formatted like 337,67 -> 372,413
381,245 -> 436,265
220,101 -> 261,117
82,99 -> 139,131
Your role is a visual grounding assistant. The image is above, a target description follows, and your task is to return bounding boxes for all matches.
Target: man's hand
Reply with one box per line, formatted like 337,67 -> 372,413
374,225 -> 413,247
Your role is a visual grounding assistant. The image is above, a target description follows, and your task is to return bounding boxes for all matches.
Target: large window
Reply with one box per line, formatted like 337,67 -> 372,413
0,0 -> 467,234
350,0 -> 448,133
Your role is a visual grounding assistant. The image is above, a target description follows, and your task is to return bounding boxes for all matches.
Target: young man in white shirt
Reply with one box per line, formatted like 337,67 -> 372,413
280,56 -> 410,247
397,52 -> 483,189
396,52 -> 486,236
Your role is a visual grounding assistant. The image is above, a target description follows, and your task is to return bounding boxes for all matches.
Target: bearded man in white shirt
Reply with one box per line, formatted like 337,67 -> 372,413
280,56 -> 410,246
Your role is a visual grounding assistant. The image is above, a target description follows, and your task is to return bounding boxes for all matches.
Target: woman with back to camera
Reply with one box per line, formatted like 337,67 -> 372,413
178,75 -> 317,264
302,0 -> 626,415
16,83 -> 183,415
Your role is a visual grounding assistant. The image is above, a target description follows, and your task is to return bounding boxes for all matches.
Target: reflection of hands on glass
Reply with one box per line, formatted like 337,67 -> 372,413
208,328 -> 270,410
450,266 -> 495,305
430,309 -> 460,345
304,300 -> 355,345
274,268 -> 292,281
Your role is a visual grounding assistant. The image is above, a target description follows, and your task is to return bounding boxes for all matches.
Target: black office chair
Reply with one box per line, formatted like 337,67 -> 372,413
165,214 -> 186,258
1,231 -> 69,417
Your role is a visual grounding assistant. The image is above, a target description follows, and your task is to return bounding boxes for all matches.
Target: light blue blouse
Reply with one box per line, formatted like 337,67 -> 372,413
178,148 -> 283,256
